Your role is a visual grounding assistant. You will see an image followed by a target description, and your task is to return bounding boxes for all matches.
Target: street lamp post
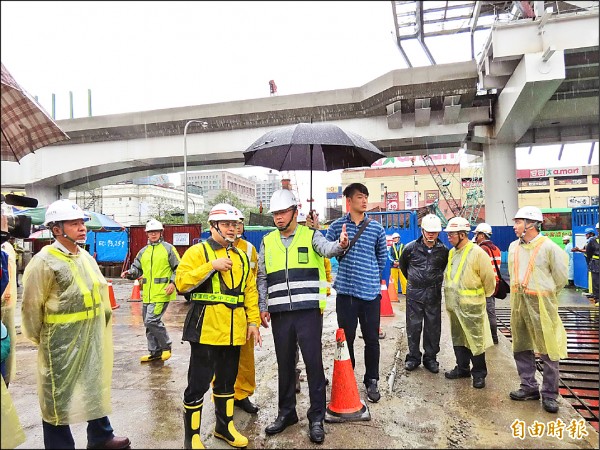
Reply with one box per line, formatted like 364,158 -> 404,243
384,185 -> 388,211
183,120 -> 208,223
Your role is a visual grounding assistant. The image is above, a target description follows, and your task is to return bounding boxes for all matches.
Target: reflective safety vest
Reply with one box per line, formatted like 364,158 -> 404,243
263,225 -> 327,313
138,242 -> 178,304
190,242 -> 250,308
446,243 -> 484,297
45,247 -> 103,324
391,242 -> 404,261
513,237 -> 549,295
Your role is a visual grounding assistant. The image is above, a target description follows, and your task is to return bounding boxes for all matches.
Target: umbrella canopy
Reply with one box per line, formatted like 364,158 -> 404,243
243,122 -> 385,209
28,229 -> 54,240
1,62 -> 70,162
16,207 -> 124,231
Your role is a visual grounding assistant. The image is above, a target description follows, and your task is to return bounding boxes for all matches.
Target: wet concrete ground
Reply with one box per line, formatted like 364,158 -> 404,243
7,278 -> 599,449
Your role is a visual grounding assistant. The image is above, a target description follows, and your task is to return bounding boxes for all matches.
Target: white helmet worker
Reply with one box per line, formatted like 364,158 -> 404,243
268,189 -> 298,213
391,232 -> 400,239
208,203 -> 240,223
473,223 -> 492,237
562,235 -> 571,242
145,219 -> 164,232
444,217 -> 471,233
297,211 -> 307,223
513,206 -> 543,222
421,214 -> 442,232
44,199 -> 88,226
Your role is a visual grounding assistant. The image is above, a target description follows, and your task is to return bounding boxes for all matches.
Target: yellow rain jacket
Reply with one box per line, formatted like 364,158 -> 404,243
1,241 -> 17,383
176,238 -> 260,346
21,243 -> 113,425
444,242 -> 496,355
508,235 -> 568,361
1,380 -> 26,449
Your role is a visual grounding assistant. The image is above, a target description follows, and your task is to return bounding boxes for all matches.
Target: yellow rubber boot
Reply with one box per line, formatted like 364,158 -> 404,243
161,349 -> 172,361
183,400 -> 205,449
140,351 -> 161,362
213,394 -> 248,448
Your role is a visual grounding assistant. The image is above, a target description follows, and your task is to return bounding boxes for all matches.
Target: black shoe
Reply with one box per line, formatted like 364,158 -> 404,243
542,397 -> 559,413
404,360 -> 420,371
265,413 -> 299,435
234,397 -> 259,414
473,377 -> 485,389
309,421 -> 325,444
492,337 -> 499,345
364,379 -> 380,403
444,366 -> 471,379
423,360 -> 439,374
509,389 -> 540,401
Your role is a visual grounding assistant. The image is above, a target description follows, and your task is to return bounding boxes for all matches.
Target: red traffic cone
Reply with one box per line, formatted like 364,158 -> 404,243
380,280 -> 395,317
325,329 -> 371,423
107,280 -> 120,310
388,276 -> 399,302
128,279 -> 141,302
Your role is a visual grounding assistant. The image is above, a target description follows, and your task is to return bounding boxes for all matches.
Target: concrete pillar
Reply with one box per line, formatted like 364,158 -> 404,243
24,183 -> 61,207
483,143 -> 518,226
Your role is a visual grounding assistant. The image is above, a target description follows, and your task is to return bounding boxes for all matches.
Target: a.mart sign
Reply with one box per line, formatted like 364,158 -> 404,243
517,167 -> 583,178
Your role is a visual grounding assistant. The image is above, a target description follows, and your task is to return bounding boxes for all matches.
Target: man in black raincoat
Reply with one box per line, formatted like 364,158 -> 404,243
399,214 -> 449,374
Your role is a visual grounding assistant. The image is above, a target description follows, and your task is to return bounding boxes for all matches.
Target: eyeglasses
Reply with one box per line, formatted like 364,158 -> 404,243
447,232 -> 459,237
218,221 -> 239,228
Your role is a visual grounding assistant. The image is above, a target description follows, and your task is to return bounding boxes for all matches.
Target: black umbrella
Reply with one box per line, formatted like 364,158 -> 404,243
243,122 -> 385,211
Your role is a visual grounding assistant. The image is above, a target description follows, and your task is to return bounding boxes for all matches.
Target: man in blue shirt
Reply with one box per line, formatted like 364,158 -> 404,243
324,183 -> 388,403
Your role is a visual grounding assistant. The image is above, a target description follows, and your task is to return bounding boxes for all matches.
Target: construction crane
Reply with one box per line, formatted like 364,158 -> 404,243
422,154 -> 462,220
461,164 -> 485,225
422,153 -> 484,227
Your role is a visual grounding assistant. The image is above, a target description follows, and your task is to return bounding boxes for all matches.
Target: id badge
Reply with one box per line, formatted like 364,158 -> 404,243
298,247 -> 309,264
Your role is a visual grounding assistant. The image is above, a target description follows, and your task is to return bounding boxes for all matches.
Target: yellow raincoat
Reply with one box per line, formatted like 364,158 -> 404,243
1,380 -> 26,448
444,242 -> 496,355
508,235 -> 568,361
176,239 -> 260,346
21,243 -> 113,425
1,241 -> 17,383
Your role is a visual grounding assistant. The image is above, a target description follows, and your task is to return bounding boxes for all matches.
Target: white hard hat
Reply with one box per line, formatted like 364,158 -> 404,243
473,223 -> 492,236
513,206 -> 543,222
145,219 -> 164,232
421,214 -> 442,232
391,232 -> 400,239
297,211 -> 307,222
233,207 -> 245,221
208,203 -> 239,222
562,235 -> 571,241
444,217 -> 471,233
268,189 -> 298,213
44,199 -> 88,225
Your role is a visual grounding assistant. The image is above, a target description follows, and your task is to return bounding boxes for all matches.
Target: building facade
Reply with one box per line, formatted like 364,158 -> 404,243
69,183 -> 205,227
251,171 -> 281,211
181,170 -> 256,207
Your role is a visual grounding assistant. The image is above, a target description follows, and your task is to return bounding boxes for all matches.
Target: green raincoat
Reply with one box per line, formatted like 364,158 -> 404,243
444,242 -> 496,355
22,243 -> 113,425
508,235 -> 568,361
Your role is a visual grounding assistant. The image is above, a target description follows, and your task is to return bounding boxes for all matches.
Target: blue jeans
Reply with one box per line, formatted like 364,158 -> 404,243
42,416 -> 114,449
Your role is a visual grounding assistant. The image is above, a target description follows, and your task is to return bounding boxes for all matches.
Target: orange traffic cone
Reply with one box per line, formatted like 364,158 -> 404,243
325,328 -> 371,423
388,276 -> 399,302
107,280 -> 119,310
128,279 -> 141,302
380,280 -> 395,317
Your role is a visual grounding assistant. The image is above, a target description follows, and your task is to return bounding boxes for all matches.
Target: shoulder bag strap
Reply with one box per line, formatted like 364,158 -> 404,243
338,217 -> 371,261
